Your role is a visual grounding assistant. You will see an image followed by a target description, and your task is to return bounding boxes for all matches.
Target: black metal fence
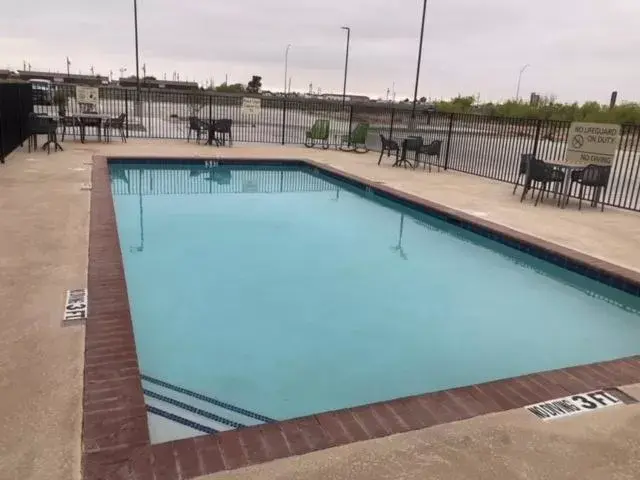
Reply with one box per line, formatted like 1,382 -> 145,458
25,85 -> 640,211
0,82 -> 32,163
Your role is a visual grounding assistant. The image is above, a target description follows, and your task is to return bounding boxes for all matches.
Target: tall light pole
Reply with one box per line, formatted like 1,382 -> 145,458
284,44 -> 291,96
133,0 -> 141,105
341,26 -> 350,107
411,0 -> 428,120
515,64 -> 530,101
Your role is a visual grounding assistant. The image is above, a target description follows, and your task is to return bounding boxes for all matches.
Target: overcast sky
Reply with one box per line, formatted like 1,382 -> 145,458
2,0 -> 639,103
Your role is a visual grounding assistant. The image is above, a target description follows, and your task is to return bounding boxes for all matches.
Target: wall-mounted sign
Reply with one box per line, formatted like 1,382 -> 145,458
64,288 -> 88,322
526,390 -> 622,421
76,86 -> 99,105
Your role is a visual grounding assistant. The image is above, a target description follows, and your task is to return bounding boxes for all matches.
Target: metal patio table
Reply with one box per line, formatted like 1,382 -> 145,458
545,160 -> 586,208
71,113 -> 111,143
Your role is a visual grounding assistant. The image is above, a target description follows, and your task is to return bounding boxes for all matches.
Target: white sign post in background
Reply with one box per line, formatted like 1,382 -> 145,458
565,122 -> 621,166
76,86 -> 99,106
241,97 -> 262,116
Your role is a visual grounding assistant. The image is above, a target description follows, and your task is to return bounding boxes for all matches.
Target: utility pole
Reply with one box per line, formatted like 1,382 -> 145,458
133,0 -> 141,103
284,44 -> 291,96
341,26 -> 351,107
66,57 -> 71,76
90,65 -> 95,75
142,63 -> 146,78
288,77 -> 292,94
411,0 -> 428,121
515,64 -> 530,101
22,60 -> 26,71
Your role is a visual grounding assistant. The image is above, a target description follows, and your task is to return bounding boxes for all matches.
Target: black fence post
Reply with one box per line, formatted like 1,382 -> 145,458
532,118 -> 542,158
389,107 -> 395,139
347,104 -> 354,146
125,89 -> 129,138
208,95 -> 212,124
281,97 -> 286,145
444,112 -> 455,170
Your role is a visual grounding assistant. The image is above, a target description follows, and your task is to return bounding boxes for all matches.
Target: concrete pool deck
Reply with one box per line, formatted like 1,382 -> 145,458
1,139 -> 640,480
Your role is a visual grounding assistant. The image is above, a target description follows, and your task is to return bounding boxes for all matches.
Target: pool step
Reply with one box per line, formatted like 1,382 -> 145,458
141,374 -> 274,443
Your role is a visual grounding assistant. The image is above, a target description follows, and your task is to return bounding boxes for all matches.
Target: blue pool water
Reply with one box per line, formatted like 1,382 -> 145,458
111,163 -> 640,438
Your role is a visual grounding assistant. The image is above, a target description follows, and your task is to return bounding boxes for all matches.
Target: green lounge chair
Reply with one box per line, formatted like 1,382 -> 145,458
304,119 -> 330,149
339,122 -> 370,153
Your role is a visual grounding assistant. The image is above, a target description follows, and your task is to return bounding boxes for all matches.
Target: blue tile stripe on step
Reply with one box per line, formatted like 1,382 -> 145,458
146,404 -> 218,434
143,389 -> 247,429
141,374 -> 276,423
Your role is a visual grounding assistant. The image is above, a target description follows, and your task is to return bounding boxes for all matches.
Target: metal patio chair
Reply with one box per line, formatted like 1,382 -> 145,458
187,116 -> 207,143
566,164 -> 611,211
513,153 -> 535,196
378,134 -> 400,165
59,114 -> 79,142
339,122 -> 370,153
304,119 -> 330,149
520,157 -> 565,206
104,113 -> 127,143
28,113 -> 60,154
418,140 -> 442,171
207,119 -> 233,146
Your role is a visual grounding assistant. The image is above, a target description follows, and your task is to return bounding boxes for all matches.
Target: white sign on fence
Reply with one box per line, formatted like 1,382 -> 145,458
565,122 -> 621,166
241,97 -> 262,116
76,86 -> 99,105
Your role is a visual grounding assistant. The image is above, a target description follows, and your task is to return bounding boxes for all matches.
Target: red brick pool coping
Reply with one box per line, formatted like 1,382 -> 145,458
84,155 -> 640,480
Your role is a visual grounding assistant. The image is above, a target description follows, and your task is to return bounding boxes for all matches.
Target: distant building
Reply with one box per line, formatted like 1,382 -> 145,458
118,77 -> 198,91
12,70 -> 108,87
301,93 -> 371,103
320,93 -> 370,103
529,92 -> 541,106
0,69 -> 20,80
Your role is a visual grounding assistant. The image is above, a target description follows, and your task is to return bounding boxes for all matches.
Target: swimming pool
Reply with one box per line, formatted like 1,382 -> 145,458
110,161 -> 640,444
